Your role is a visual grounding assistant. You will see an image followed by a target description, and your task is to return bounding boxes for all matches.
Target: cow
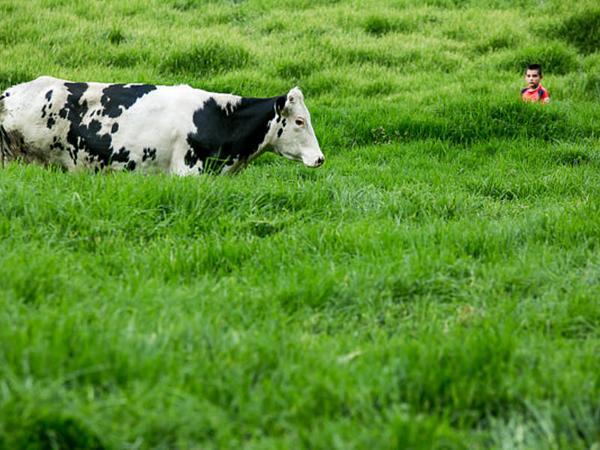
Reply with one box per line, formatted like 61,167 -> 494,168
0,76 -> 324,175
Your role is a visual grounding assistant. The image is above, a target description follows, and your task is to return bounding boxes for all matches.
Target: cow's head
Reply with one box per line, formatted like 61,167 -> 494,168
271,87 -> 324,168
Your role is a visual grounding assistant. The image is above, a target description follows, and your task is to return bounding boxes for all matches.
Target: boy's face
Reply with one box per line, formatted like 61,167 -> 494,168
525,69 -> 542,89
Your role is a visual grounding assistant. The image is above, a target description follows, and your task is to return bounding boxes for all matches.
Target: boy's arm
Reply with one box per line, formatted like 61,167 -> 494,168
540,88 -> 550,103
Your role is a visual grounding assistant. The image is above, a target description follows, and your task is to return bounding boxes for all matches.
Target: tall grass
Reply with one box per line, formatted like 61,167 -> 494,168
1,0 -> 599,448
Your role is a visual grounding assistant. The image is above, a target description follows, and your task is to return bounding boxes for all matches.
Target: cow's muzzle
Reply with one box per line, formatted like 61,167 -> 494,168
305,156 -> 325,168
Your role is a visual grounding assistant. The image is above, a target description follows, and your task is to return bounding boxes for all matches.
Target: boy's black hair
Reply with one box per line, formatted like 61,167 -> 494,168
526,63 -> 543,75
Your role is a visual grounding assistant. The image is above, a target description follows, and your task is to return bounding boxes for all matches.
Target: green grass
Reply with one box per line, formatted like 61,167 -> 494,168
1,0 -> 600,449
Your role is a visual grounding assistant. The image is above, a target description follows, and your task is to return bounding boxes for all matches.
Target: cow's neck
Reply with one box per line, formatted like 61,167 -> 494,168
228,96 -> 281,159
187,95 -> 286,173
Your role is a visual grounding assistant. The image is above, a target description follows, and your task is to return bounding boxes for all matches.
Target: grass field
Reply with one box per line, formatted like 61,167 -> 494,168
1,0 -> 600,448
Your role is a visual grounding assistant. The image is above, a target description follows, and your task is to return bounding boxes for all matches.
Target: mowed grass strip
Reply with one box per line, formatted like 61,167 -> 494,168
1,0 -> 600,448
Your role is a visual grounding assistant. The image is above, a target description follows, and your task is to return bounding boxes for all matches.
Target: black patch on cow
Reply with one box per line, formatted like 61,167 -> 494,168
125,160 -> 136,171
184,148 -> 199,168
47,116 -> 56,129
50,136 -> 64,152
112,147 -> 130,163
58,82 -> 139,170
186,95 -> 285,172
277,128 -> 283,138
100,84 -> 157,118
282,118 -> 287,127
275,95 -> 286,115
142,147 -> 157,162
58,82 -> 87,164
111,123 -> 119,134
40,91 -> 55,121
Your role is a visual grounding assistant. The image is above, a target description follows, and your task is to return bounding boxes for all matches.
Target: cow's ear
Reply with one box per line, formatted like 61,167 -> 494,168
276,95 -> 289,116
287,87 -> 303,104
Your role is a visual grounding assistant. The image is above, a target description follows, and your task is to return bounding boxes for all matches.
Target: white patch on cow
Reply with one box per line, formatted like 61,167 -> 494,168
210,93 -> 242,116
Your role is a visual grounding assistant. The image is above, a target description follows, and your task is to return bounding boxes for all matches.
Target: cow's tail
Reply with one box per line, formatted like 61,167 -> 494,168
0,92 -> 6,167
0,126 -> 5,168
0,125 -> 9,168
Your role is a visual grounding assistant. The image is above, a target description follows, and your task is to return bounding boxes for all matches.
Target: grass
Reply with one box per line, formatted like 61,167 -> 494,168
1,0 -> 600,448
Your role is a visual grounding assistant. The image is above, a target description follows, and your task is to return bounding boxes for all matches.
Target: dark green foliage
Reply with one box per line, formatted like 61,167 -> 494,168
0,69 -> 34,91
584,72 -> 600,99
171,0 -> 202,10
171,0 -> 246,11
364,16 -> 395,36
474,33 -> 517,54
0,3 -> 16,13
260,18 -> 288,35
554,148 -> 595,167
498,42 -> 579,75
363,15 -> 416,36
105,27 -> 126,45
398,328 -> 520,421
161,41 -> 251,76
323,99 -> 588,149
330,45 -> 397,68
9,414 -> 104,450
274,58 -> 319,81
0,26 -> 21,45
41,0 -> 70,8
106,49 -> 145,68
325,42 -> 459,72
437,100 -> 572,143
557,8 -> 600,54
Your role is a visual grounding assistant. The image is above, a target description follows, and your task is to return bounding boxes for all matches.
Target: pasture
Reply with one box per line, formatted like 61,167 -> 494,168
1,0 -> 599,448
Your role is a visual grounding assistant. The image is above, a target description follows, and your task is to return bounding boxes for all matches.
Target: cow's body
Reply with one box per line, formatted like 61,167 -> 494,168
0,76 -> 324,175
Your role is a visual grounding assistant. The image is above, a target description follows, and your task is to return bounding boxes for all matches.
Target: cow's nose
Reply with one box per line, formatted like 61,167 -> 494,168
315,156 -> 325,167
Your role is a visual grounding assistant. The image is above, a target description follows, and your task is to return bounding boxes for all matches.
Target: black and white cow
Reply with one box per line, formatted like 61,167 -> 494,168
0,76 -> 324,175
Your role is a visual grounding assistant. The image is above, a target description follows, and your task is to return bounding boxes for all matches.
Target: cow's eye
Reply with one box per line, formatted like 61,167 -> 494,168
295,118 -> 305,127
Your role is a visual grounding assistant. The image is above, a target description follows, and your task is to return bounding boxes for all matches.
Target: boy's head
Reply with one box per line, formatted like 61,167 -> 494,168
525,64 -> 543,89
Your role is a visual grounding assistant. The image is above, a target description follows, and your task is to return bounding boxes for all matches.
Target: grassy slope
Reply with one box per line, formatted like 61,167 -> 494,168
1,0 -> 599,448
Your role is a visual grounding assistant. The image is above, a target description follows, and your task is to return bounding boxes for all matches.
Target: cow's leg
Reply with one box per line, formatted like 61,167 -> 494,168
169,144 -> 204,176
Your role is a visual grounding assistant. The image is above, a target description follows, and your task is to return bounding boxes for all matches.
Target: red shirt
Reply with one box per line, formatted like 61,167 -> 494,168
521,85 -> 550,103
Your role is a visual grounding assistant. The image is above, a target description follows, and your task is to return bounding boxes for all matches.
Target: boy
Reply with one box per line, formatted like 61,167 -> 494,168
521,64 -> 550,103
